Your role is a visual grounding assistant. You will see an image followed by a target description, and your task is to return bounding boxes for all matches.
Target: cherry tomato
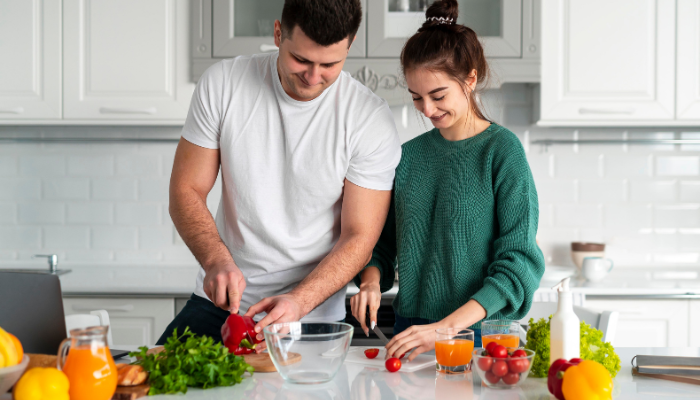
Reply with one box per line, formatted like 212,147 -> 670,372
507,358 -> 527,373
511,349 -> 527,358
485,342 -> 497,355
364,348 -> 379,359
477,356 -> 493,371
502,372 -> 520,385
385,357 -> 401,373
484,371 -> 501,384
491,360 -> 508,377
399,353 -> 406,360
491,344 -> 508,359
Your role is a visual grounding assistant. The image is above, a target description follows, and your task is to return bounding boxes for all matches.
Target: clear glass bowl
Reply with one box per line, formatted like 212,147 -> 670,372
263,322 -> 353,384
472,348 -> 535,389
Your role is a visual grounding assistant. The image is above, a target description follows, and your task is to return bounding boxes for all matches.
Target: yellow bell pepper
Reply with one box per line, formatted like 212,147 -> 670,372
561,360 -> 613,400
0,326 -> 19,367
13,367 -> 70,400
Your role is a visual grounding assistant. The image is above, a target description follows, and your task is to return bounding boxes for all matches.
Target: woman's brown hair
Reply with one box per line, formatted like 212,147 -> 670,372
400,0 -> 490,122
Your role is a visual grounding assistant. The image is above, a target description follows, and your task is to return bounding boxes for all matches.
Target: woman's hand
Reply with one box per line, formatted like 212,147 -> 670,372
350,267 -> 382,336
385,322 -> 442,362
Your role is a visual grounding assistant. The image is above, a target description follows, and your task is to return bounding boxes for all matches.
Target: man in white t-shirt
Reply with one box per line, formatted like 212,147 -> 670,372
156,0 -> 401,346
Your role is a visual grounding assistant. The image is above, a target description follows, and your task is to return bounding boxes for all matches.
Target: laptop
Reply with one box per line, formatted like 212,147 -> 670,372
0,271 -> 129,358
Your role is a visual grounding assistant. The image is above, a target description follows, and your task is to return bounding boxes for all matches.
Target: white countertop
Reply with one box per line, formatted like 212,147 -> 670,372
122,348 -> 700,399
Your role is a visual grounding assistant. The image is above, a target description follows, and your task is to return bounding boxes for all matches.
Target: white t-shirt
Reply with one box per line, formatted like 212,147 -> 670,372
181,52 -> 401,322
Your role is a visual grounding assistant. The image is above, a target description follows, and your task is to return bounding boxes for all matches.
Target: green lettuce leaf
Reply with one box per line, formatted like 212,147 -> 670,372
524,316 -> 621,378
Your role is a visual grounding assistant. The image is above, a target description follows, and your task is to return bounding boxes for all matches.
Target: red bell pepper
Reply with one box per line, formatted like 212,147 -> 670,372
221,314 -> 263,355
548,358 -> 583,400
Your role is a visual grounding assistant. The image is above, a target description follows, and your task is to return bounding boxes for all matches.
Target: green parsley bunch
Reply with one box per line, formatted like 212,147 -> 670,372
129,327 -> 254,395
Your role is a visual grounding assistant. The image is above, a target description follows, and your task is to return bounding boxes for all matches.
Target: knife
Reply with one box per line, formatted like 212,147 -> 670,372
373,324 -> 390,345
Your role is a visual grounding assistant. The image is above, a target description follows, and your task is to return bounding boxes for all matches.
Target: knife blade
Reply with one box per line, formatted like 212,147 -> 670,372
372,324 -> 390,345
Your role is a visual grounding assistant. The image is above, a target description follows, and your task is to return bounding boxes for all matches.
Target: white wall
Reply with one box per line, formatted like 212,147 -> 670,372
1,84 -> 699,269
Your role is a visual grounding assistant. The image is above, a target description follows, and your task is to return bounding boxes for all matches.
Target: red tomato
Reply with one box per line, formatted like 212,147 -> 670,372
364,348 -> 379,359
502,372 -> 520,385
491,345 -> 508,359
484,371 -> 501,384
491,360 -> 508,377
385,357 -> 402,373
477,356 -> 493,372
507,358 -> 527,373
511,349 -> 527,358
399,353 -> 406,360
485,341 -> 497,355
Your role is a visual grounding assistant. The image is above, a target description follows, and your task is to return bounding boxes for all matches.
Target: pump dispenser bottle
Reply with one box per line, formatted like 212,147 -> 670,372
550,277 -> 580,364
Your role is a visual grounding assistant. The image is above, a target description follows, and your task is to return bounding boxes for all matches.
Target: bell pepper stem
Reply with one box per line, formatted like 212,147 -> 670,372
240,338 -> 256,350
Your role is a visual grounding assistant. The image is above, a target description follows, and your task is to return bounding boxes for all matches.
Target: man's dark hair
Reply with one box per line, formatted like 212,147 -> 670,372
280,0 -> 362,47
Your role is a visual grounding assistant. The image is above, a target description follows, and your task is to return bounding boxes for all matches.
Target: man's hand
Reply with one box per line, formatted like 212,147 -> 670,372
203,262 -> 246,313
244,294 -> 303,342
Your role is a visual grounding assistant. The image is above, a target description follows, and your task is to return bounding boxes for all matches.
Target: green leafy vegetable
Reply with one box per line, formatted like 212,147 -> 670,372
524,316 -> 621,378
129,327 -> 254,395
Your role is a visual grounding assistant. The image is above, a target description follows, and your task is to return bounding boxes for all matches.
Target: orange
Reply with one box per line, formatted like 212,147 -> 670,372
8,333 -> 23,361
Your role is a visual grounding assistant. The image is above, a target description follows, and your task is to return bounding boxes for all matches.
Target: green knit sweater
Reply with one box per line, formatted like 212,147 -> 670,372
355,123 -> 545,329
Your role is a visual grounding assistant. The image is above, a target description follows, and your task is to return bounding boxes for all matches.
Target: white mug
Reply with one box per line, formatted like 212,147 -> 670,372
582,257 -> 614,282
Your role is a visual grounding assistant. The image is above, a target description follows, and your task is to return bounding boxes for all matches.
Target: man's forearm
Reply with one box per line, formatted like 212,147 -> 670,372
290,233 -> 374,317
170,187 -> 232,270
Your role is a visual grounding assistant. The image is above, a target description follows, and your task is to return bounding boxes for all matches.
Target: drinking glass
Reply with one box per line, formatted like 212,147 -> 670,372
435,328 -> 474,373
58,325 -> 117,400
481,320 -> 521,349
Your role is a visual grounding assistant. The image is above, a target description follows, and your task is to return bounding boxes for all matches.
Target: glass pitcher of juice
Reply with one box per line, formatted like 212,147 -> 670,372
57,325 -> 117,400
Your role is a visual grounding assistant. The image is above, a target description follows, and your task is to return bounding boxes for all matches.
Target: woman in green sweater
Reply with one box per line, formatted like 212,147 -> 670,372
350,0 -> 545,361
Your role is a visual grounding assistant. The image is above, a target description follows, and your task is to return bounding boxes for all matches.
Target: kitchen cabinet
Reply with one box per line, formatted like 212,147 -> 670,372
0,0 -> 61,120
192,0 -> 540,104
367,0 -> 525,58
62,297 -> 174,347
62,0 -> 194,121
586,299 -> 689,347
676,0 -> 700,120
209,0 -> 366,58
539,0 -> 676,126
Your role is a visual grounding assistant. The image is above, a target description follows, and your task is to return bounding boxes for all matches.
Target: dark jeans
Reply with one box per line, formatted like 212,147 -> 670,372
394,313 -> 483,348
156,293 -> 347,346
157,294 -> 230,345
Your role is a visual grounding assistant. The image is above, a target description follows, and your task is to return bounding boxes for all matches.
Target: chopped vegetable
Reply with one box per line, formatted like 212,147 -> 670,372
129,327 -> 253,395
364,348 -> 379,359
221,314 -> 263,355
525,316 -> 621,378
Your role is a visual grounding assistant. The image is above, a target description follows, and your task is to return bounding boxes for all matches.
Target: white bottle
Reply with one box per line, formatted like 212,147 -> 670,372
550,277 -> 580,365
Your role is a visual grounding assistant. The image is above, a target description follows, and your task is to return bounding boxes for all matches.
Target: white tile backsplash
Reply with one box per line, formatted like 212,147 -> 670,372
1,84 -> 700,269
43,179 -> 90,200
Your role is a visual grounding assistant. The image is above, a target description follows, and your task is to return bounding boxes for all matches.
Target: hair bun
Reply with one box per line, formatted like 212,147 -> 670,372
422,0 -> 459,29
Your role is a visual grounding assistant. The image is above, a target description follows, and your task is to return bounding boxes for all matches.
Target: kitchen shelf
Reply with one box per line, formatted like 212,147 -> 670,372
531,138 -> 700,150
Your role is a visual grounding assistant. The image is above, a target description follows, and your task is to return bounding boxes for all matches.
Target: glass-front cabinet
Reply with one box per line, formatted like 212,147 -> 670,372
209,0 -> 366,58
368,0 -> 522,58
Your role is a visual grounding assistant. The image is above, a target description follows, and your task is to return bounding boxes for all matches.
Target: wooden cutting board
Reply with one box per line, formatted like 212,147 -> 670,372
146,346 -> 301,373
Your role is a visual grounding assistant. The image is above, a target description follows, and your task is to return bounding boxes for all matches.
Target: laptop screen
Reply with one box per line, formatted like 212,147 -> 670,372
0,272 -> 68,354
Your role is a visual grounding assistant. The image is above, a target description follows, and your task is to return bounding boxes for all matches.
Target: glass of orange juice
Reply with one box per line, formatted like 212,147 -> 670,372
481,320 -> 521,349
57,325 -> 117,400
435,328 -> 474,374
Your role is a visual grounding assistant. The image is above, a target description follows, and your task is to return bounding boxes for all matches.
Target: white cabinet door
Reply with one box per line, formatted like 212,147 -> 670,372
0,0 -> 61,120
677,0 -> 700,120
586,299 -> 689,347
63,0 -> 194,121
367,0 -> 522,58
63,298 -> 174,347
540,0 -> 675,124
691,301 -> 700,347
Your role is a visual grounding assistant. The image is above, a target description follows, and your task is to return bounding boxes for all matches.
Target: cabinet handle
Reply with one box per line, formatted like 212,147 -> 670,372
260,44 -> 278,52
0,107 -> 24,114
72,304 -> 134,312
578,108 -> 635,115
99,107 -> 157,115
